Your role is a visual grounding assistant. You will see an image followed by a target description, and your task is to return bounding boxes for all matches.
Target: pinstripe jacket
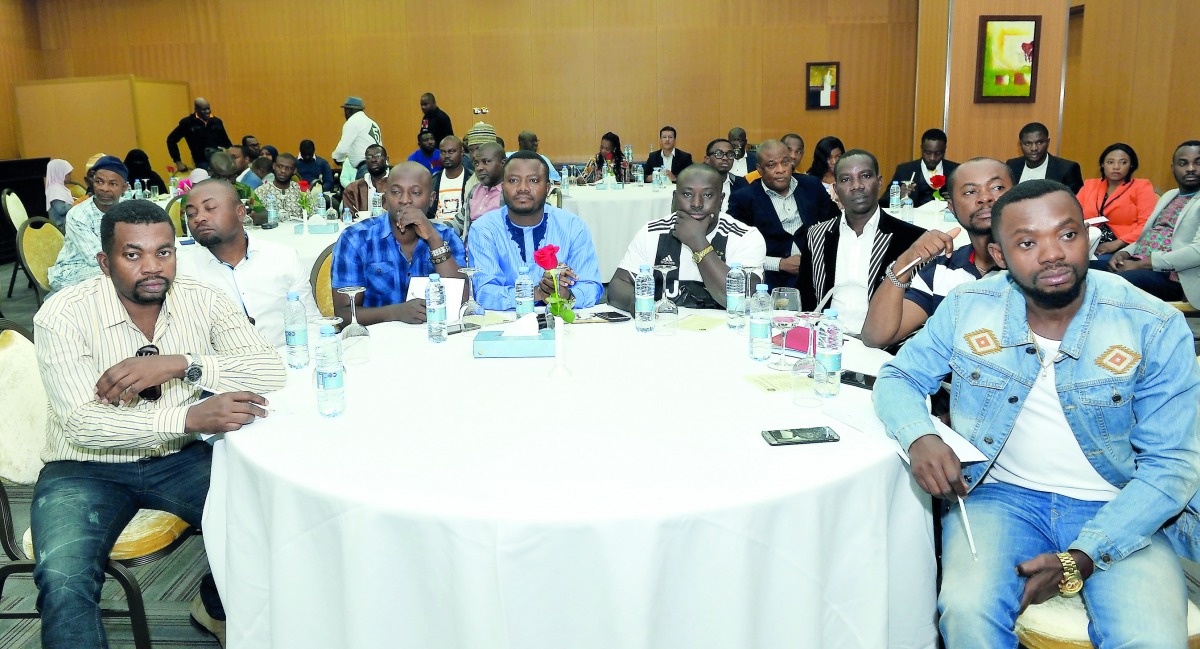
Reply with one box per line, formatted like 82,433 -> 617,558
795,210 -> 925,312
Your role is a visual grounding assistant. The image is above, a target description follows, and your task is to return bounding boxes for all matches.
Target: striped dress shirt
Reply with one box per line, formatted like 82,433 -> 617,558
34,274 -> 286,464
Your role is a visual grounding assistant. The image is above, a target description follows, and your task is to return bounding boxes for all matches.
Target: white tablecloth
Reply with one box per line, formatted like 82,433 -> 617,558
562,185 -> 674,281
204,312 -> 937,649
246,223 -> 341,271
886,200 -> 971,249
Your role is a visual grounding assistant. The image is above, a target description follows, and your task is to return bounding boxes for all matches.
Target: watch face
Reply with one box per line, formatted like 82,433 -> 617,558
185,365 -> 203,383
1061,576 -> 1083,595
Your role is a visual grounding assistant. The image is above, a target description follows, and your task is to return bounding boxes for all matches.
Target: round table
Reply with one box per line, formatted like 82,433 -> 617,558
203,312 -> 937,649
562,184 -> 674,281
246,222 -> 341,271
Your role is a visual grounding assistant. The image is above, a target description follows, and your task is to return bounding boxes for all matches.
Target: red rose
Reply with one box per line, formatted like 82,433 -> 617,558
534,245 -> 560,271
298,180 -> 310,192
929,175 -> 946,190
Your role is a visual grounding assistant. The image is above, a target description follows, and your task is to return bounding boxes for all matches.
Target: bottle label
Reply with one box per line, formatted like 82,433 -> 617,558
428,305 -> 446,323
816,351 -> 841,373
726,294 -> 745,314
317,369 -> 344,390
285,327 -> 308,346
635,296 -> 653,313
750,319 -> 770,339
516,299 -> 533,316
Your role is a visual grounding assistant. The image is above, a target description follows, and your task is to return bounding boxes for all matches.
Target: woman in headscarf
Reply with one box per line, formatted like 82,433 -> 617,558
122,149 -> 168,195
45,159 -> 75,227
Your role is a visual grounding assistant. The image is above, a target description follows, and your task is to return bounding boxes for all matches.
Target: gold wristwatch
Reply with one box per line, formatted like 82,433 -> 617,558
692,245 -> 716,264
1057,552 -> 1083,596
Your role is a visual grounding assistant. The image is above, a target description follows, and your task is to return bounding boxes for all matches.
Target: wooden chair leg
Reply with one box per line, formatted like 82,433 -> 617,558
106,561 -> 153,649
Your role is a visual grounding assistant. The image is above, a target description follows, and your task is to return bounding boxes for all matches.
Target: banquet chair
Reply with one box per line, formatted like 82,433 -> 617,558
0,317 -> 33,341
1015,594 -> 1200,648
16,217 -> 64,307
69,183 -> 87,200
311,243 -> 335,317
164,195 -> 186,236
1166,301 -> 1200,317
0,328 -> 197,649
3,188 -> 31,299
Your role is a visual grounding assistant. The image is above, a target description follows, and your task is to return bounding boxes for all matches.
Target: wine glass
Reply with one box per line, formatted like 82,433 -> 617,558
790,311 -> 822,376
652,264 -> 678,335
742,264 -> 764,300
307,315 -> 343,363
335,287 -> 370,365
767,287 -> 801,370
458,267 -> 485,330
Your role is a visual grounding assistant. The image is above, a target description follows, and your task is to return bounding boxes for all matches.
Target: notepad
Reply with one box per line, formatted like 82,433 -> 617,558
406,276 -> 466,318
677,314 -> 726,331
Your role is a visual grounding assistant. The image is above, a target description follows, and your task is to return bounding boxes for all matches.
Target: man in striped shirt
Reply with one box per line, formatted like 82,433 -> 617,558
32,200 -> 285,648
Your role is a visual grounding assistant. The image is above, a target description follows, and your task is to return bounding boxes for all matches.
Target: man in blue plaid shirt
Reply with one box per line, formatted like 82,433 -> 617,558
331,162 -> 466,324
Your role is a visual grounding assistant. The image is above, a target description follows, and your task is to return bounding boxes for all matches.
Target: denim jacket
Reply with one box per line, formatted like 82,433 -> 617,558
874,270 -> 1200,570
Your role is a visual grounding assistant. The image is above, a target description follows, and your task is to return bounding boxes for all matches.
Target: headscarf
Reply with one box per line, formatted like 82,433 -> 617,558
122,148 -> 168,194
45,159 -> 74,212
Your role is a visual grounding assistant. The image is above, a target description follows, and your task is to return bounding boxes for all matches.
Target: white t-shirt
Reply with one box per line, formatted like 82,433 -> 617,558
985,333 -> 1121,501
176,233 -> 321,348
730,156 -> 749,178
332,111 -> 383,168
618,214 -> 766,300
436,171 -> 465,223
830,209 -> 880,334
1021,158 -> 1050,182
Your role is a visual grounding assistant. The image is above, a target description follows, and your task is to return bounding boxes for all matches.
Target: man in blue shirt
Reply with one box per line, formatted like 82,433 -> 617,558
331,162 -> 466,324
469,151 -> 603,310
295,139 -> 334,188
407,129 -> 442,173
874,180 -> 1200,647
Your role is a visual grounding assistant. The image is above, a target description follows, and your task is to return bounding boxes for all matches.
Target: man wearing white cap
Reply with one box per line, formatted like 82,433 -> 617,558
332,96 -> 383,183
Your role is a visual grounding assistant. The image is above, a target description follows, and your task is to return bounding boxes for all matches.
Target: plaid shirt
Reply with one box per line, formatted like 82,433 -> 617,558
331,215 -> 467,308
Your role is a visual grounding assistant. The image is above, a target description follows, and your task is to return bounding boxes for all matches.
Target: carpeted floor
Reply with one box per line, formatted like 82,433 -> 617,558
0,482 -> 221,649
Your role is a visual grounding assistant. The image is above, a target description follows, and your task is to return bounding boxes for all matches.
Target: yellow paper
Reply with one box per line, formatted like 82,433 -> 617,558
744,374 -> 794,393
677,314 -> 726,331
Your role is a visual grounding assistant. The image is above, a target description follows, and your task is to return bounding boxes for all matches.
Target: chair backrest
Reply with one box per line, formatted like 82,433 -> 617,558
311,243 -> 335,317
0,330 -> 47,484
17,218 -> 64,293
0,318 -> 33,342
2,189 -> 29,231
69,184 -> 87,199
165,195 -> 185,236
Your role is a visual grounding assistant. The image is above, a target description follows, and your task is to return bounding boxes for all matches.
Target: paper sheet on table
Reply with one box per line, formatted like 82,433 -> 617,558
197,390 -> 303,441
744,374 -> 792,394
406,276 -> 465,318
1085,216 -> 1109,225
678,314 -> 726,331
822,399 -> 986,463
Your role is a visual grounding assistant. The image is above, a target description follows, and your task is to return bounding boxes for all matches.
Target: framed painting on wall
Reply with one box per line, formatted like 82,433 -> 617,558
805,62 -> 839,110
974,15 -> 1041,103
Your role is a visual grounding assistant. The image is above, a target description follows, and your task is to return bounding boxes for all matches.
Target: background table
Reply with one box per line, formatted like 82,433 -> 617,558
204,312 -> 938,649
886,200 -> 971,248
562,184 -> 674,281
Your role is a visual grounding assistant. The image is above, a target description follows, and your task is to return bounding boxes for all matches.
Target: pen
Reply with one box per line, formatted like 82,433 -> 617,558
958,498 -> 978,561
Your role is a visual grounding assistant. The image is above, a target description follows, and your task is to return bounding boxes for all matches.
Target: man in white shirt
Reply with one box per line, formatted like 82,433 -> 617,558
608,164 -> 765,310
727,127 -> 757,178
178,179 -> 320,347
796,149 -> 925,333
703,138 -> 748,217
332,96 -> 383,182
431,136 -> 476,225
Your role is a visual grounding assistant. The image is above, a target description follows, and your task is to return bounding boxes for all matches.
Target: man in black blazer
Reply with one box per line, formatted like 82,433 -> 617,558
727,140 -> 840,289
643,126 -> 694,183
797,149 -> 925,333
704,138 -> 748,215
727,127 -> 757,178
1005,122 -> 1084,193
883,128 -> 960,208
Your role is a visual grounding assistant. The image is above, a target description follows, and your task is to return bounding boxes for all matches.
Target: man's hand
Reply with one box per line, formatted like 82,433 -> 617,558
535,267 -> 576,302
395,207 -> 439,242
96,355 -> 186,405
670,210 -> 712,251
1016,550 -> 1095,613
665,170 -> 677,182
893,228 -> 962,283
908,434 -> 966,500
779,255 -> 803,275
184,392 -> 268,434
395,298 -> 428,324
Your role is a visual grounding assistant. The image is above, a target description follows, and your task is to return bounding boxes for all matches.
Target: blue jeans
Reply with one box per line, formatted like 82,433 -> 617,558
31,442 -> 220,649
939,482 -> 1187,648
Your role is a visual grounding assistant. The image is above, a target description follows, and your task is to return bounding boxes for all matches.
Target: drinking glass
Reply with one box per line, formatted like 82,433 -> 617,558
335,287 -> 371,365
791,356 -> 823,408
790,311 -> 823,376
150,186 -> 160,200
767,287 -> 801,370
741,264 -> 764,300
458,267 -> 485,330
652,264 -> 678,335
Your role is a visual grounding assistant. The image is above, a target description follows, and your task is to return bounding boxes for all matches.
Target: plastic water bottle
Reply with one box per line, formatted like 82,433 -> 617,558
889,181 -> 901,213
315,325 -> 346,417
634,264 -> 655,332
283,291 -> 309,368
426,273 -> 447,343
814,309 -> 843,397
342,207 -> 353,224
901,195 -> 914,224
169,177 -> 179,195
634,164 -> 645,185
133,179 -> 143,198
748,284 -> 772,361
515,266 -> 534,317
265,194 -> 279,229
726,263 -> 747,330
560,166 -> 571,197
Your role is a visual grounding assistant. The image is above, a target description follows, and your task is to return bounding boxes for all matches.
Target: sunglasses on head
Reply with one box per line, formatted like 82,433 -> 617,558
135,344 -> 162,401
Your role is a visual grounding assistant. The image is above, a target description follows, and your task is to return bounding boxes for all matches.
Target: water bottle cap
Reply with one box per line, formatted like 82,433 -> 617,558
286,291 -> 299,300
892,181 -> 899,185
824,309 -> 838,317
429,273 -> 441,281
320,325 -> 336,335
640,264 -> 651,272
519,265 -> 529,273
756,284 -> 768,292
730,262 -> 742,269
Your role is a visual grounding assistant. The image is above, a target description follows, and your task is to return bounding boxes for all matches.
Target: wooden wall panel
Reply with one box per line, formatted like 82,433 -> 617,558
132,80 -> 192,174
16,77 -> 138,172
0,0 -> 43,160
914,0 -> 950,159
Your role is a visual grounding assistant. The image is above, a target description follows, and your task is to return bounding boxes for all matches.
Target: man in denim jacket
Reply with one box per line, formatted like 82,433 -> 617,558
875,179 -> 1200,647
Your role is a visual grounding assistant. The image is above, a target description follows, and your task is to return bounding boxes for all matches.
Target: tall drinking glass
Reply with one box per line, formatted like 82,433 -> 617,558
458,267 -> 485,330
652,264 -> 678,335
767,287 -> 801,370
335,287 -> 370,364
741,264 -> 764,301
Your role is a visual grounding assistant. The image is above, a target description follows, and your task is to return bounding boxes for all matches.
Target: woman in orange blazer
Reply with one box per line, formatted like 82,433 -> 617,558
1076,143 -> 1159,256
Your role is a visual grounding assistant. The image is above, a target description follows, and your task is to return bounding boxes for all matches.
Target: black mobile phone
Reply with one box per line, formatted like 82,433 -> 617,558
761,426 -> 840,446
594,311 -> 632,323
841,371 -> 877,390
